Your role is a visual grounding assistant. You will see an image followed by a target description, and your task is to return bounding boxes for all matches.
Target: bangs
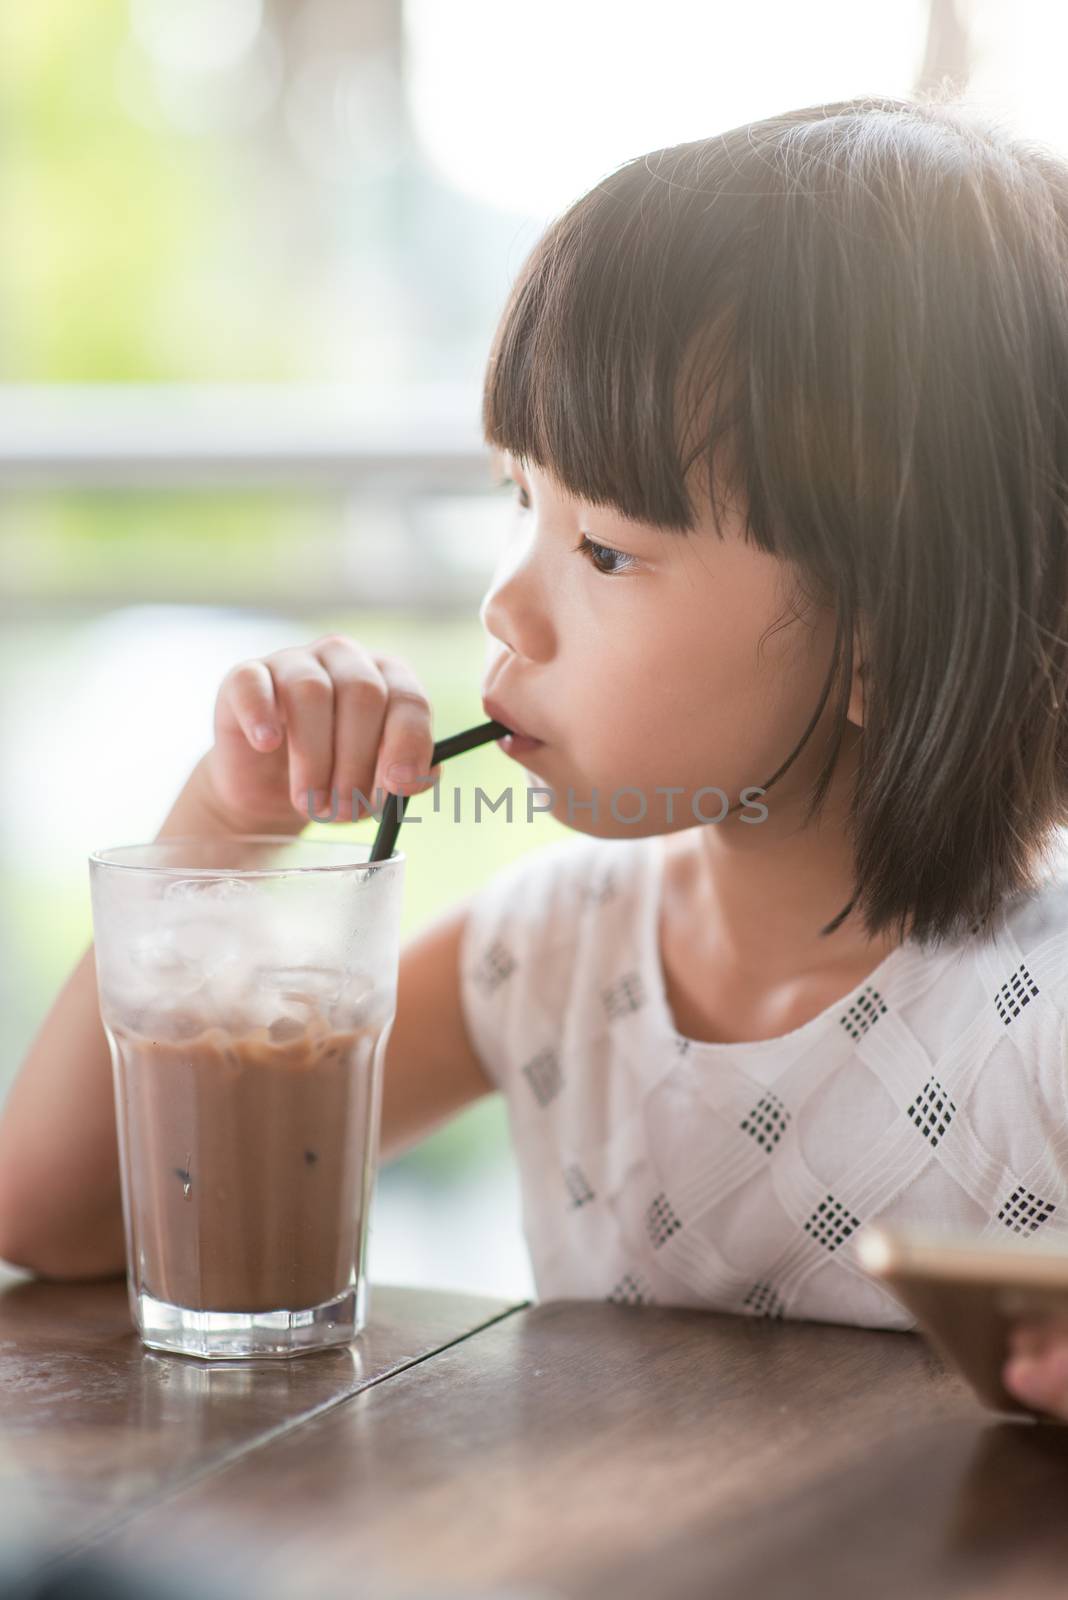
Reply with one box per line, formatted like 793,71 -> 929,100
480,146 -> 749,538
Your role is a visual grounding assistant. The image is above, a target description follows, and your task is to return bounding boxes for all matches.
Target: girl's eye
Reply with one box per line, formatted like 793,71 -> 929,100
498,474 -> 531,512
573,533 -> 637,577
497,474 -> 634,575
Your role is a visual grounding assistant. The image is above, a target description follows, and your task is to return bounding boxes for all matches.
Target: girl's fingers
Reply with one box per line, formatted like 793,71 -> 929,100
311,635 -> 390,821
214,636 -> 438,827
371,653 -> 440,796
263,646 -> 338,817
1004,1316 -> 1068,1417
1004,1344 -> 1068,1417
218,659 -> 283,749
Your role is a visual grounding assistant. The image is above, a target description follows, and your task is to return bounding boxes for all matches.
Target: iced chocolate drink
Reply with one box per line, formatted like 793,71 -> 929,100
88,835 -> 405,1360
112,1010 -> 381,1314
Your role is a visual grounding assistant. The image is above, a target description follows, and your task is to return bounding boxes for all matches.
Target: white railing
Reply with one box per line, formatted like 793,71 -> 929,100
0,384 -> 502,613
0,383 -> 493,489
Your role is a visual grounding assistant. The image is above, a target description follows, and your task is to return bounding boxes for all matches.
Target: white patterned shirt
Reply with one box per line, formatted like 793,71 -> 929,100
457,830 -> 1068,1330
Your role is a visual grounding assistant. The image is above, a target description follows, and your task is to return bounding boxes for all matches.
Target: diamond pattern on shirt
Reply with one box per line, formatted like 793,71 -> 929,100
740,1091 -> 791,1153
838,985 -> 888,1040
906,1077 -> 957,1147
563,1162 -> 596,1209
741,1279 -> 786,1319
994,962 -> 1040,1025
602,970 -> 646,1021
645,1190 -> 683,1248
521,1046 -> 564,1107
472,937 -> 517,995
996,1185 -> 1057,1234
607,1270 -> 656,1306
580,868 -> 618,907
803,1193 -> 863,1252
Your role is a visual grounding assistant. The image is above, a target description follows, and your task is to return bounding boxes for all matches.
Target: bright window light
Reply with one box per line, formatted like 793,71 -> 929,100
403,0 -> 931,217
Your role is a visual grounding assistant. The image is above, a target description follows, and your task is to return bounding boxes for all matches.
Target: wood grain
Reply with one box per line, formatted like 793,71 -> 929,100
0,1262 -> 522,1560
96,1298 -> 1068,1599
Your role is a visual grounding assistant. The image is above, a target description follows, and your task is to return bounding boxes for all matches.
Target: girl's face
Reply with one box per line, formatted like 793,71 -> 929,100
479,451 -> 862,840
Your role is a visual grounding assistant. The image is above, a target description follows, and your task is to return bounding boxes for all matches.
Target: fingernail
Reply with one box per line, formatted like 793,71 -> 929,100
253,723 -> 278,744
386,763 -> 420,787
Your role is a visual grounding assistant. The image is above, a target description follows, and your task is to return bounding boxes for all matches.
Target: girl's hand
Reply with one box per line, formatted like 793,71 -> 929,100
1002,1315 -> 1068,1420
202,634 -> 442,832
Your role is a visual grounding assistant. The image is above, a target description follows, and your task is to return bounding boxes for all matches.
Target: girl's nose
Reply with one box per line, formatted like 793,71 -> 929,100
479,561 -> 555,665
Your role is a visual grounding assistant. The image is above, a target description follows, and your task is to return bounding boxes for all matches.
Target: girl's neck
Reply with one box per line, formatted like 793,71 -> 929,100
668,744 -> 905,991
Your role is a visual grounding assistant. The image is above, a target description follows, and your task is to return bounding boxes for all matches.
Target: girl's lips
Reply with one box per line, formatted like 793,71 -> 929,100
482,695 -> 544,744
496,732 -> 545,756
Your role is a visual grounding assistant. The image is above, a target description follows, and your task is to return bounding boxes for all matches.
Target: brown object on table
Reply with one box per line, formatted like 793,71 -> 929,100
4,1264 -> 1068,1600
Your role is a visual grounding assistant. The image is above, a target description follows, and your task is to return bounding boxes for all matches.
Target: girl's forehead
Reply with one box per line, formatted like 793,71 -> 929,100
492,447 -> 544,485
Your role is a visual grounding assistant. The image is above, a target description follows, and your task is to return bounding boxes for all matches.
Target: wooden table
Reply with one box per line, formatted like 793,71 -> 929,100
3,1261 -> 1068,1600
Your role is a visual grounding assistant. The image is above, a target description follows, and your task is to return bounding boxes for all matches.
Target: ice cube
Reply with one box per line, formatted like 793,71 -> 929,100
237,982 -> 317,1035
163,878 -> 252,903
344,968 -> 376,1006
267,1015 -> 308,1044
136,1005 -> 209,1043
252,965 -> 345,1004
128,931 -> 205,997
170,917 -> 244,972
327,967 -> 379,1028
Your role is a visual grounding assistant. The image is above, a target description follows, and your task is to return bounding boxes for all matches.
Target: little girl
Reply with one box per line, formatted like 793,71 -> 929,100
3,91 -> 1068,1419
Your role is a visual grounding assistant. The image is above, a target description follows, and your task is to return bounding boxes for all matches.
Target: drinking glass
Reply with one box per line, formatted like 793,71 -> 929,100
88,835 -> 405,1360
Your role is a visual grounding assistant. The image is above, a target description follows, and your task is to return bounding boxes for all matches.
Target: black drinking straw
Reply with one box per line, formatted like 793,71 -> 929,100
368,718 -> 512,864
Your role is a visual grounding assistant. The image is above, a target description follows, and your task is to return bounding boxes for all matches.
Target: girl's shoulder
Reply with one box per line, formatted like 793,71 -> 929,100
1015,848 -> 1068,932
457,831 -> 659,1089
460,830 -> 656,969
981,848 -> 1068,984
994,853 -> 1068,1040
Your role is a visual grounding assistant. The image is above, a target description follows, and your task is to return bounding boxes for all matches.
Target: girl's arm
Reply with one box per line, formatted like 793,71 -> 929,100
0,754 -> 283,1280
0,636 -> 496,1280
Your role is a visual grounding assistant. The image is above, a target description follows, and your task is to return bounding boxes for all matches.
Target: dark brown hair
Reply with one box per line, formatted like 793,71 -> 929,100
481,92 -> 1068,951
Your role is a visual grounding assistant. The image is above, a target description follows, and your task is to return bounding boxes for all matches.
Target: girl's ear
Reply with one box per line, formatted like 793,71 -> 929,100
846,630 -> 867,730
